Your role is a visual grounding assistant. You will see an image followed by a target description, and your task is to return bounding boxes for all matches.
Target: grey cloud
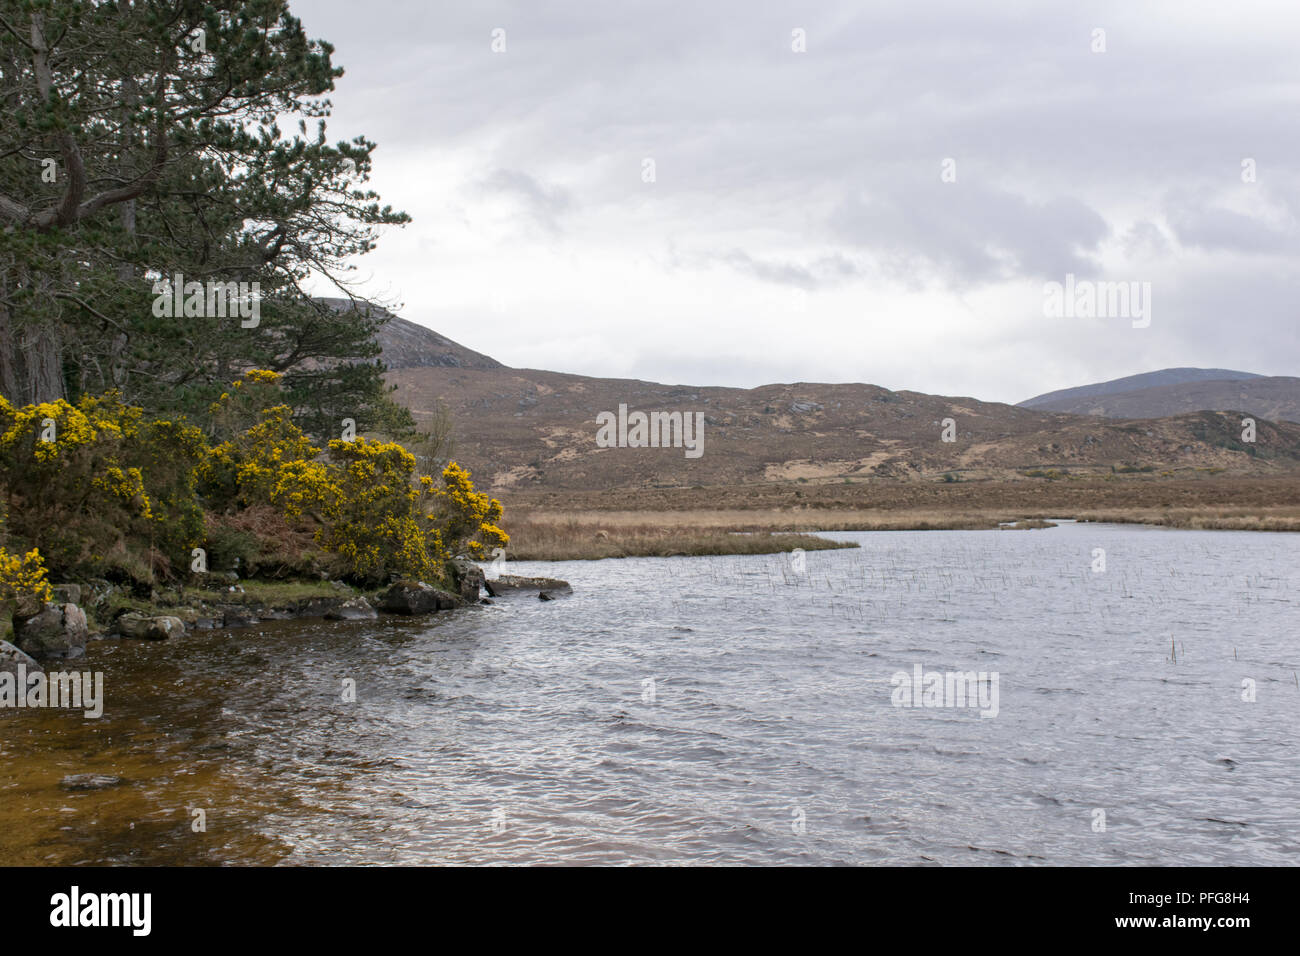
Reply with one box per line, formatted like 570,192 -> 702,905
1165,192 -> 1299,255
296,0 -> 1300,397
830,177 -> 1110,286
1121,221 -> 1172,260
676,248 -> 865,289
476,168 -> 572,233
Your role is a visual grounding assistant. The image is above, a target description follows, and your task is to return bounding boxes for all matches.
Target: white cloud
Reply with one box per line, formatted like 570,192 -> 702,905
298,0 -> 1300,403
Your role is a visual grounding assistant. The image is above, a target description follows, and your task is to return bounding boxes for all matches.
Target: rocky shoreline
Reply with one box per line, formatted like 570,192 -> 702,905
1,562 -> 570,670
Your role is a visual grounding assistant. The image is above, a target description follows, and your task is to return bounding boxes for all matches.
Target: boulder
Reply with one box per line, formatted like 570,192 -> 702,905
377,580 -> 466,615
0,639 -> 43,677
449,560 -> 487,602
325,597 -> 378,620
13,603 -> 88,659
221,606 -> 260,628
50,583 -> 82,606
115,611 -> 186,640
485,574 -> 572,597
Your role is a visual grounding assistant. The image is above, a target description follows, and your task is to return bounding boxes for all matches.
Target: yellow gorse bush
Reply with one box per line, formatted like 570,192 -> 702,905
0,546 -> 53,604
0,370 -> 507,586
196,372 -> 508,582
0,390 -> 192,575
434,461 -> 508,560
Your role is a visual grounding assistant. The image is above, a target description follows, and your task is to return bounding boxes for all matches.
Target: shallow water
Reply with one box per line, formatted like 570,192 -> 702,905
2,522 -> 1297,865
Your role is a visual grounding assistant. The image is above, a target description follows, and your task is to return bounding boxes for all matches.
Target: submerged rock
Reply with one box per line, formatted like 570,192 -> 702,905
60,774 -> 125,792
255,608 -> 296,621
485,574 -> 572,597
13,603 -> 88,659
377,580 -> 466,615
221,606 -> 260,629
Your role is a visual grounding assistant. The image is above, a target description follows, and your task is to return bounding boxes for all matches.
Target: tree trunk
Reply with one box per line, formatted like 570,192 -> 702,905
22,322 -> 64,403
0,279 -> 19,401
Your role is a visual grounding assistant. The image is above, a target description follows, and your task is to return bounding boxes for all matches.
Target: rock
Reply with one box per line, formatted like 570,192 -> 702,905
221,606 -> 260,628
13,603 -> 88,659
448,560 -> 487,603
12,592 -> 44,619
161,606 -> 200,625
50,583 -> 82,606
115,612 -> 186,640
325,597 -> 378,620
0,640 -> 43,677
377,580 -> 466,615
60,774 -> 125,792
82,579 -> 117,611
538,591 -> 553,601
485,574 -> 572,597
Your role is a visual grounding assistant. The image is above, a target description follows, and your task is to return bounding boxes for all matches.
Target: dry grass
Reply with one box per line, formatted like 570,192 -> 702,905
502,515 -> 857,560
498,476 -> 1300,558
1074,508 -> 1300,532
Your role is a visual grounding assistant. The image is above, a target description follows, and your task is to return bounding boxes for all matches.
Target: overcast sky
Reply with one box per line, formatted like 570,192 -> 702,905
297,0 -> 1299,404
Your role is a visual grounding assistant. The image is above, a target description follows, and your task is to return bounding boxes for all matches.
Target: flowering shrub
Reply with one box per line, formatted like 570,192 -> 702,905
198,371 -> 321,512
0,546 -> 53,607
0,371 -> 506,588
432,462 -> 508,560
271,437 -> 435,582
0,392 -> 160,574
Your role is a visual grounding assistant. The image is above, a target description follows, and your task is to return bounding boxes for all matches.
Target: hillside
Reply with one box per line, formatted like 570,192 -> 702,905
1019,374 -> 1300,424
1020,368 -> 1263,409
386,364 -> 1300,491
317,297 -> 504,370
364,318 -> 1300,491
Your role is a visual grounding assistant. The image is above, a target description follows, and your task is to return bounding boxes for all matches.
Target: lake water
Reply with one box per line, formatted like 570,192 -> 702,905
3,522 -> 1297,865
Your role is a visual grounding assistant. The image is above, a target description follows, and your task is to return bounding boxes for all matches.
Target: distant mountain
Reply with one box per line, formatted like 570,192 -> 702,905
315,297 -> 504,370
343,315 -> 1300,490
1020,368 -> 1300,423
1020,368 -> 1263,410
387,365 -> 1300,491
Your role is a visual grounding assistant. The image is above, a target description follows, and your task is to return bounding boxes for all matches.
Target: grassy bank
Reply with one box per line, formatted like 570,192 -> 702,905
498,476 -> 1300,558
503,519 -> 857,560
